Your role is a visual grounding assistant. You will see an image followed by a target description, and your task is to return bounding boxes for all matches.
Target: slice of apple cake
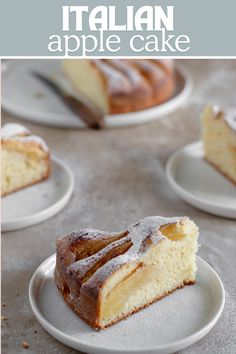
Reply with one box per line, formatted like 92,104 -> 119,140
202,105 -> 236,184
55,216 -> 199,330
1,123 -> 50,196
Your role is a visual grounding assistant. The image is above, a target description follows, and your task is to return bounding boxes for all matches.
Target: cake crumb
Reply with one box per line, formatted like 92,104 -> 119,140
22,341 -> 29,349
34,330 -> 37,334
34,91 -> 44,99
1,315 -> 8,321
2,303 -> 6,307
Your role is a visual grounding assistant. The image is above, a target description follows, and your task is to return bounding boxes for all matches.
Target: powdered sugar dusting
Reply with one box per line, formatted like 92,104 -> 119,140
106,59 -> 150,90
69,235 -> 131,281
94,59 -> 132,95
80,216 -> 185,290
224,108 -> 236,131
212,105 -> 236,131
1,122 -> 49,151
128,216 -> 182,252
1,123 -> 30,139
13,135 -> 49,151
68,229 -> 124,242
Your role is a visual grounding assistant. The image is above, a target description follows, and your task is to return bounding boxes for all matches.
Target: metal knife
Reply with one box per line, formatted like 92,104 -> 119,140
32,71 -> 105,130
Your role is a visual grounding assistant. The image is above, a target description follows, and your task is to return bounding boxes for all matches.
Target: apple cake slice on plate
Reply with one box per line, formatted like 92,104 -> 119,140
55,216 -> 199,330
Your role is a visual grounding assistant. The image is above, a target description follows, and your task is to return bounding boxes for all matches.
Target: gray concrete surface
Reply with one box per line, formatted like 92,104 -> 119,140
1,59 -> 236,354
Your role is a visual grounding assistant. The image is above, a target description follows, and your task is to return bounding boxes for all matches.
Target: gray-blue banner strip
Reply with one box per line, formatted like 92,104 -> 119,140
0,0 -> 236,57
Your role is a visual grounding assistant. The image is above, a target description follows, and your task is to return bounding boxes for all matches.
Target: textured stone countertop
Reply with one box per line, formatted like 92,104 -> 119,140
1,59 -> 236,354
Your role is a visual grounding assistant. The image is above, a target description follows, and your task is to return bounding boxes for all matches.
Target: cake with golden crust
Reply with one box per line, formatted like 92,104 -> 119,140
55,216 -> 198,330
1,123 -> 50,196
202,105 -> 236,184
62,59 -> 175,114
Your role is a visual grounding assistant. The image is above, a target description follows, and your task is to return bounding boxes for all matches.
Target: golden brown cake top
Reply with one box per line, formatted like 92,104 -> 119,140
212,105 -> 236,132
92,59 -> 174,97
1,123 -> 49,151
56,216 -> 189,297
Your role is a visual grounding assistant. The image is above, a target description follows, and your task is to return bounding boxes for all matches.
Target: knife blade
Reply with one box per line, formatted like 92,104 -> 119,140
32,71 -> 105,130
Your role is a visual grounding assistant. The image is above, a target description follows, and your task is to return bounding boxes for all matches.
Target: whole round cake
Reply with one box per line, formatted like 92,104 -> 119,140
62,59 -> 175,114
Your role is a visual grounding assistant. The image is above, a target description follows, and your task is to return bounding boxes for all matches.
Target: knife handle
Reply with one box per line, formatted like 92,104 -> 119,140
63,95 -> 105,130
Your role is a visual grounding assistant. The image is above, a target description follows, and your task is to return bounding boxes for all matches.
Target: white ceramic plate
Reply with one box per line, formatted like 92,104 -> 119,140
166,141 -> 236,219
29,255 -> 224,354
1,60 -> 192,128
1,157 -> 74,232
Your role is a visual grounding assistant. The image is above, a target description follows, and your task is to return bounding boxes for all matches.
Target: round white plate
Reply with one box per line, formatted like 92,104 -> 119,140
29,255 -> 224,354
1,157 -> 74,232
1,60 -> 192,128
166,141 -> 236,219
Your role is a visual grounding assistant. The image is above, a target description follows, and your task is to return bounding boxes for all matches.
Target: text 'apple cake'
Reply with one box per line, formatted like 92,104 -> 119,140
55,216 -> 199,330
1,123 -> 50,196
